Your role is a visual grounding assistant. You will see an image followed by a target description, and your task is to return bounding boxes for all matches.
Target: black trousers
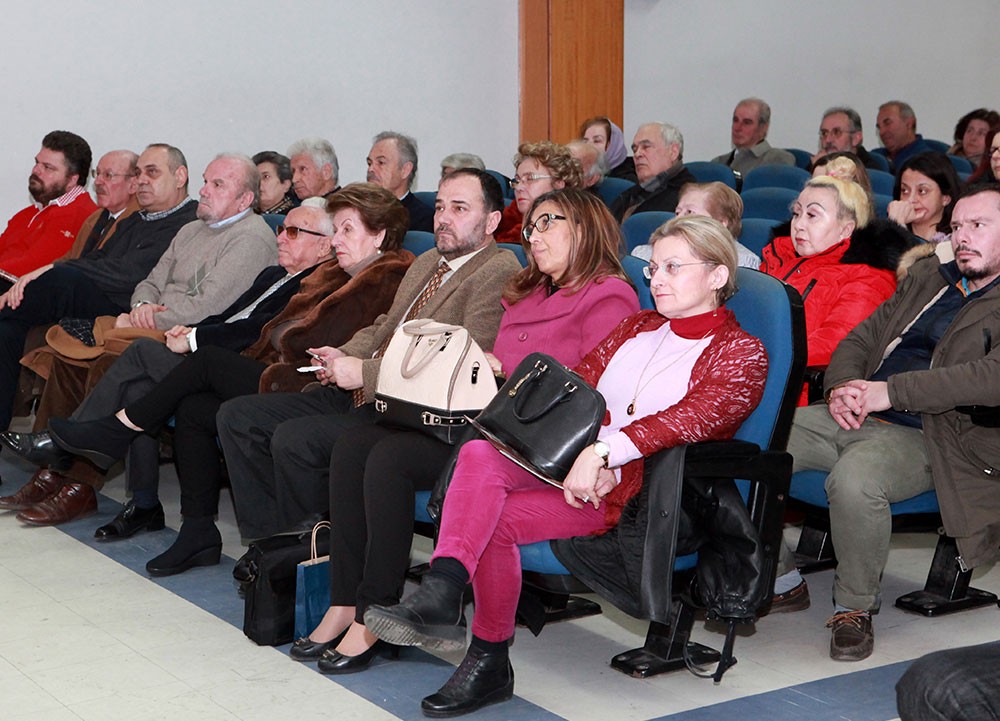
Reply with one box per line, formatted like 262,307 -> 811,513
327,424 -> 454,622
125,345 -> 266,519
0,266 -> 122,428
216,386 -> 377,540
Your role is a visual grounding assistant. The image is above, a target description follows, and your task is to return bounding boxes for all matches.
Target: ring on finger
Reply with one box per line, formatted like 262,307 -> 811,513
580,495 -> 590,504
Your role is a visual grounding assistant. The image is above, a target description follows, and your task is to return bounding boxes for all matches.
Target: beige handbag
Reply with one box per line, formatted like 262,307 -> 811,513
374,319 -> 497,443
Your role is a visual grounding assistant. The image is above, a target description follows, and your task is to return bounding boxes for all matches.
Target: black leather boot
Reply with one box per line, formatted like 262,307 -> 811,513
364,573 -> 467,652
421,644 -> 514,717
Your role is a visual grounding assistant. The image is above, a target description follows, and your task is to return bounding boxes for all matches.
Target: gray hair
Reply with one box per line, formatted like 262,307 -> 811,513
644,122 -> 685,161
296,198 -> 335,234
212,152 -> 260,209
880,100 -> 917,129
287,137 -> 340,185
823,106 -> 862,134
440,152 -> 486,172
738,97 -> 771,127
567,139 -> 607,185
373,131 -> 419,190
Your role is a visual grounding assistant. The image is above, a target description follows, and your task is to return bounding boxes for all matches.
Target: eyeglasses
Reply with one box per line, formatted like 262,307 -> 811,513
509,173 -> 554,188
521,213 -> 567,242
991,146 -> 1000,157
90,170 -> 132,181
643,260 -> 715,280
818,128 -> 850,139
276,224 -> 327,240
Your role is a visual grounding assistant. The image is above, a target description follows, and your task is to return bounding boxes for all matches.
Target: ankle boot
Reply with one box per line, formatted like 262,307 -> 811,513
421,644 -> 514,717
49,416 -> 140,470
364,573 -> 467,652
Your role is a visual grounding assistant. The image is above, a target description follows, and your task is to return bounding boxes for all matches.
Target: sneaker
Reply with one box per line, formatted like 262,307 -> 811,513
826,610 -> 873,661
762,580 -> 810,615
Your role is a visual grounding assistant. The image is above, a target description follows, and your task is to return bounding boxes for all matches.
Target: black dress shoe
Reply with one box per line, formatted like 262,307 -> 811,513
145,518 -> 222,577
364,574 -> 467,652
49,416 -> 139,471
316,640 -> 398,675
0,431 -> 74,470
289,629 -> 348,662
94,501 -> 166,541
421,645 -> 514,717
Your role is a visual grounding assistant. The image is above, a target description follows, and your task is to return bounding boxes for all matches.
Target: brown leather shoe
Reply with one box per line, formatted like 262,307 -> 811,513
760,580 -> 811,615
0,468 -> 66,511
16,482 -> 97,526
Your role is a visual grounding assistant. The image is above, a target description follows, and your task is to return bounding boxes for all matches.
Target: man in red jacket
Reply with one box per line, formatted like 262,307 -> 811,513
0,131 -> 97,282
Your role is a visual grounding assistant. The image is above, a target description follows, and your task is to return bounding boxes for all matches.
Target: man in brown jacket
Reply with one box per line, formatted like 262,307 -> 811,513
785,184 -> 1000,662
215,169 -> 521,556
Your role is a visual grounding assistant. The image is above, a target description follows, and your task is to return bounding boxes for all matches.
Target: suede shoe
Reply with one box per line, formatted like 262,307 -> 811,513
0,468 -> 65,510
16,482 -> 97,526
826,610 -> 874,661
49,416 -> 138,471
94,501 -> 166,541
761,580 -> 810,615
146,518 -> 222,577
0,431 -> 74,471
421,645 -> 514,718
364,574 -> 468,652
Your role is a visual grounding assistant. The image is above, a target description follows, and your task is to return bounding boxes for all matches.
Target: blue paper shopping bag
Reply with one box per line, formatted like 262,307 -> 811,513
294,521 -> 331,640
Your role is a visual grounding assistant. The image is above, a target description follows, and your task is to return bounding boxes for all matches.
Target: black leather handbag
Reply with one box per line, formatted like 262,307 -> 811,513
470,352 -> 606,485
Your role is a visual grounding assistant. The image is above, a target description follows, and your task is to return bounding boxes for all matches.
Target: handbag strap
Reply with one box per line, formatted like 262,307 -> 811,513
509,361 -> 578,422
310,520 -> 331,559
399,329 -> 468,379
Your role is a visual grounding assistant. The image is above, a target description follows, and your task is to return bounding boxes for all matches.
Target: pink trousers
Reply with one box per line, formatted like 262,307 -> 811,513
432,440 -> 609,642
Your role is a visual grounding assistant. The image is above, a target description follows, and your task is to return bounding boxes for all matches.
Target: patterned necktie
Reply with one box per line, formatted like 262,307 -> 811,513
352,260 -> 451,406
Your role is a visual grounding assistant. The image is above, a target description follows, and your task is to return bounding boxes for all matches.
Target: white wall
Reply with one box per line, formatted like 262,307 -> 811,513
0,1 -> 518,214
624,0 -> 1000,163
3,1 -> 999,218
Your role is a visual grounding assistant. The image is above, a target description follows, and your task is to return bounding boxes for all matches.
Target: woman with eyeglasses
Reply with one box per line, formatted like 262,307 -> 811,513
11,184 -> 413,573
285,188 -> 637,675
364,216 -> 767,717
759,175 -> 918,406
493,141 -> 584,245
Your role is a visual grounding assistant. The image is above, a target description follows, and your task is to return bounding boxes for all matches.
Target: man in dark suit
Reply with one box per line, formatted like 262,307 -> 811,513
0,203 -> 334,528
367,131 -> 434,232
610,122 -> 696,223
215,168 -> 521,550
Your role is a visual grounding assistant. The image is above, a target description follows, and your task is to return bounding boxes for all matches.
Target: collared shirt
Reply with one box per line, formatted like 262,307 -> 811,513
209,207 -> 252,229
26,185 -> 88,227
140,197 -> 195,222
395,245 -> 487,323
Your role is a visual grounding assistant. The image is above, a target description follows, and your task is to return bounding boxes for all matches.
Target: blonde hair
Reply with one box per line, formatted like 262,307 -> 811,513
804,175 -> 872,229
650,216 -> 738,304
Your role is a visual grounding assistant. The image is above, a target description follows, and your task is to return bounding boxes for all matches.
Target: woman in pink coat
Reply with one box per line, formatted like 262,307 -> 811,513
290,189 -> 638,673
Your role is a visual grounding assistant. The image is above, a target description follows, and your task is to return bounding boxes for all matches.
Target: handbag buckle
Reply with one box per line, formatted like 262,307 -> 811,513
374,399 -> 387,413
421,411 -> 467,427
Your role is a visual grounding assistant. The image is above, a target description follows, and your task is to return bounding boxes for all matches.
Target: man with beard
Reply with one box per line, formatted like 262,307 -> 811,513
781,184 -> 1000,662
0,131 -> 97,282
214,168 -> 520,549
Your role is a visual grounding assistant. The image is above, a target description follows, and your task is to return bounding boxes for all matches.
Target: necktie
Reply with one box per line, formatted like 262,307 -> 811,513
352,261 -> 451,406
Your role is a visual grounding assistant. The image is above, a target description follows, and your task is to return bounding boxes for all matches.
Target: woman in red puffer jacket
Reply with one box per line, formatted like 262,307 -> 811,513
760,175 -> 919,403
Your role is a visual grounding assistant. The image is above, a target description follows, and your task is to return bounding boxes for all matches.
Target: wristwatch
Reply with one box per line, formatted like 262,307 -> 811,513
592,440 -> 610,468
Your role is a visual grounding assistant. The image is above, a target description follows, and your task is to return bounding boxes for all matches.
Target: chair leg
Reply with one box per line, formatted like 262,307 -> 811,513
794,522 -> 838,573
895,534 -> 998,616
610,603 -> 720,679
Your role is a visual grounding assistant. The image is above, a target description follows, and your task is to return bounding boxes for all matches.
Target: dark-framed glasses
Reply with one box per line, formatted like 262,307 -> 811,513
276,224 -> 327,240
521,213 -> 567,242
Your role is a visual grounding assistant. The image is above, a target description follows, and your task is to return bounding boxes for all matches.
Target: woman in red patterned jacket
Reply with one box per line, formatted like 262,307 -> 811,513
363,216 -> 768,718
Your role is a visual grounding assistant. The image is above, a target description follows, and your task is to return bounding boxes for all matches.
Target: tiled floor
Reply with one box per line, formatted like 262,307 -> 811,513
2,450 -> 999,721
